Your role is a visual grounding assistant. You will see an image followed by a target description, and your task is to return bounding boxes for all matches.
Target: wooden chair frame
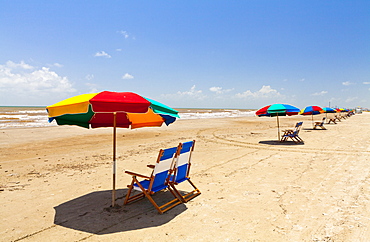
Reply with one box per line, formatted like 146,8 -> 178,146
313,117 -> 326,130
327,117 -> 337,124
280,122 -> 304,143
124,145 -> 182,214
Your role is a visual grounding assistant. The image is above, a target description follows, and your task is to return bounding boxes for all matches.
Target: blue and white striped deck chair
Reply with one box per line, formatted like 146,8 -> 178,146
169,140 -> 201,203
124,145 -> 182,214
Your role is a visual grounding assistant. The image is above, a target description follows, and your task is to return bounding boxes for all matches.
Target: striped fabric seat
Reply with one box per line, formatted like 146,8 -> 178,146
124,145 -> 182,214
169,140 -> 201,203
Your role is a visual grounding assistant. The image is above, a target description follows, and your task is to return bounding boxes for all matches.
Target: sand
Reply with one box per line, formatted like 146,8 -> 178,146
1,112 -> 370,241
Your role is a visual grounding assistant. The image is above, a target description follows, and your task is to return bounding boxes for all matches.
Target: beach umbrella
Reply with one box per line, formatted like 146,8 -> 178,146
47,91 -> 179,207
256,104 -> 300,140
322,107 -> 336,113
322,107 -> 336,119
299,105 -> 324,124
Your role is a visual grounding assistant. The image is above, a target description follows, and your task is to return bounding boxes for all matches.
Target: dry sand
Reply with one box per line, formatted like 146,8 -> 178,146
1,112 -> 370,241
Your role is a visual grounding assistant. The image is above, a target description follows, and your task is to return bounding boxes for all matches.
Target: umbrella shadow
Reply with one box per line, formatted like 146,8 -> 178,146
53,189 -> 187,235
258,140 -> 305,146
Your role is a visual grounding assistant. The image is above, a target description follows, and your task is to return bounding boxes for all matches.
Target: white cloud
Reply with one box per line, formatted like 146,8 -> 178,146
0,61 -> 76,96
117,30 -> 129,39
177,85 -> 204,97
53,63 -> 63,68
342,81 -> 354,86
235,85 -> 281,98
210,86 -> 222,93
209,86 -> 234,94
122,73 -> 134,79
160,85 -> 207,106
363,82 -> 370,85
94,51 -> 111,58
116,49 -> 122,52
85,83 -> 99,93
312,90 -> 328,96
299,78 -> 305,82
85,74 -> 94,80
4,60 -> 33,70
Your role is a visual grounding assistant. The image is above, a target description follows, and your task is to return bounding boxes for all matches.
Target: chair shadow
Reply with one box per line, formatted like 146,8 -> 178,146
302,128 -> 327,131
258,140 -> 305,146
53,188 -> 187,235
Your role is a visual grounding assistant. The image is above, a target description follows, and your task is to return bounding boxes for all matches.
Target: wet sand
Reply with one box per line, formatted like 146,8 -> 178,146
1,112 -> 370,241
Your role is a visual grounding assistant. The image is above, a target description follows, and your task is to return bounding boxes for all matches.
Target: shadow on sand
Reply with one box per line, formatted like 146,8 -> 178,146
54,189 -> 187,235
258,140 -> 305,146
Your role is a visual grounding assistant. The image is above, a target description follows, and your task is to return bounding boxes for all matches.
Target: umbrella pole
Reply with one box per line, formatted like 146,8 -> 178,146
276,114 -> 280,141
312,114 -> 314,127
112,112 -> 117,207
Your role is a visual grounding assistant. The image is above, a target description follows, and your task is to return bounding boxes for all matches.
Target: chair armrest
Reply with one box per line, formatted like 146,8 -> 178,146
282,129 -> 293,135
125,171 -> 150,179
147,164 -> 155,169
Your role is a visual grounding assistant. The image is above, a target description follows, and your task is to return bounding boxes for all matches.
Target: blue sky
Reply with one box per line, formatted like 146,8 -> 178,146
1,1 -> 369,109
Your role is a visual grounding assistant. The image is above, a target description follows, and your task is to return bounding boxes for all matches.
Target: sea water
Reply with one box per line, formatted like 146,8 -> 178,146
0,107 -> 256,129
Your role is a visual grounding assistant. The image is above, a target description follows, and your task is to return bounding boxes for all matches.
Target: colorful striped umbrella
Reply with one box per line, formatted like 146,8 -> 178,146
256,104 -> 300,140
47,91 -> 179,207
299,105 -> 324,125
322,107 -> 336,119
322,107 -> 336,113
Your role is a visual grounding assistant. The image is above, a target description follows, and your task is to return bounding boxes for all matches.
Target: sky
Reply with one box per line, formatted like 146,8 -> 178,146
1,1 -> 369,109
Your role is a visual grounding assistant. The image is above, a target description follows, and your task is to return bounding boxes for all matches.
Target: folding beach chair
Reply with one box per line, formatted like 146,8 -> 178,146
334,115 -> 342,122
327,117 -> 337,124
280,122 -> 304,143
124,145 -> 182,214
313,117 -> 326,130
169,140 -> 201,203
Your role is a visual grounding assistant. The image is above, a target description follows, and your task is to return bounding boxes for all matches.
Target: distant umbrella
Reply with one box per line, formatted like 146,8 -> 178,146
322,107 -> 336,119
322,107 -> 336,113
299,105 -> 324,125
256,104 -> 300,140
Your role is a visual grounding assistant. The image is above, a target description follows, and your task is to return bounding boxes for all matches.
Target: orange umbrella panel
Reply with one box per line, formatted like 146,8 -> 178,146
127,109 -> 165,129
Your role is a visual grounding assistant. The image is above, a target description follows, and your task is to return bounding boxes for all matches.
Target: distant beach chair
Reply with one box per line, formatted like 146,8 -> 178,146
334,115 -> 342,122
327,117 -> 337,124
169,140 -> 201,203
313,117 -> 326,130
124,145 -> 182,214
280,122 -> 304,143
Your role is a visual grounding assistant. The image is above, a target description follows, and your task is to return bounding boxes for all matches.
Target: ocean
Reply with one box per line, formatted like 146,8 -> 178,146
0,106 -> 256,129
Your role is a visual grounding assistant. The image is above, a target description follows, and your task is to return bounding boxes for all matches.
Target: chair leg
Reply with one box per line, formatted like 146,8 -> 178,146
124,177 -> 145,205
124,176 -> 182,214
169,179 -> 201,203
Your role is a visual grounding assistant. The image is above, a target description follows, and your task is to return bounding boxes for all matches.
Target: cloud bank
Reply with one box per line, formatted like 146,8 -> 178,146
235,85 -> 281,98
0,61 -> 76,104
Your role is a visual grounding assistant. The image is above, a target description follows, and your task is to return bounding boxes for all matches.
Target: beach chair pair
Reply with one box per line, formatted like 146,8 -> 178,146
124,140 -> 201,214
280,122 -> 304,143
313,117 -> 326,130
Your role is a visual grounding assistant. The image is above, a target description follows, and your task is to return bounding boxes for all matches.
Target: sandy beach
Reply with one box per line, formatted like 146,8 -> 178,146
1,112 -> 370,241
